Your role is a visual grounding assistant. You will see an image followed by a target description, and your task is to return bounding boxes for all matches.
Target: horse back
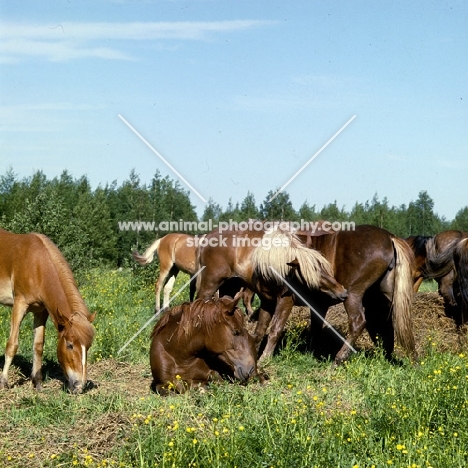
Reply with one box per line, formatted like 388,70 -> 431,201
307,225 -> 396,288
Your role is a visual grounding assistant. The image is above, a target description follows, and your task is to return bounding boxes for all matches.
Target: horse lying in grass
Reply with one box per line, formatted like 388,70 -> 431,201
0,228 -> 95,393
150,293 -> 260,395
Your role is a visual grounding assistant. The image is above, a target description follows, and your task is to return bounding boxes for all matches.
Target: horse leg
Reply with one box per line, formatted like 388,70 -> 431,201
363,288 -> 394,360
31,309 -> 48,390
307,301 -> 329,356
162,269 -> 178,310
0,298 -> 28,389
259,295 -> 295,362
334,293 -> 366,365
413,277 -> 424,292
154,265 -> 172,313
251,298 -> 275,349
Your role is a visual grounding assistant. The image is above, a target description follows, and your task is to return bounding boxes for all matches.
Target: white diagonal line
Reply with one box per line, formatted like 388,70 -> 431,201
117,266 -> 206,355
268,266 -> 357,353
118,114 -> 207,203
268,115 -> 356,202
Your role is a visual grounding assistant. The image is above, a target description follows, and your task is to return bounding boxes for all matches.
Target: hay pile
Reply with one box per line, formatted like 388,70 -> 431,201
277,292 -> 468,357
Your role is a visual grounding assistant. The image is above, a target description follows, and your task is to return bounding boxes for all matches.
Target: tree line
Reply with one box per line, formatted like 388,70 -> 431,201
1,167 -> 468,271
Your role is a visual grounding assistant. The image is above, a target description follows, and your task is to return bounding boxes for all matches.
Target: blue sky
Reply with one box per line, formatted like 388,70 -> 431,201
1,0 -> 467,220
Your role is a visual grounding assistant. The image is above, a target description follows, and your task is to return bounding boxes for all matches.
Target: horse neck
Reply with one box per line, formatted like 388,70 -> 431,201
306,234 -> 335,267
40,268 -> 83,328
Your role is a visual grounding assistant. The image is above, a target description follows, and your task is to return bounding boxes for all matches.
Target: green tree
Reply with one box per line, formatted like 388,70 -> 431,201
298,201 -> 318,221
239,192 -> 260,220
202,198 -> 223,223
451,207 -> 468,232
406,191 -> 440,236
260,190 -> 297,221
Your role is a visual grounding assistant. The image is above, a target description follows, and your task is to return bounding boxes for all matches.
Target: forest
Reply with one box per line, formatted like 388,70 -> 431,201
1,166 -> 468,272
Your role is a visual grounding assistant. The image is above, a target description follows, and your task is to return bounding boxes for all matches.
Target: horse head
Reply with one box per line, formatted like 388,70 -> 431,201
287,258 -> 348,303
57,312 -> 96,394
207,291 -> 257,382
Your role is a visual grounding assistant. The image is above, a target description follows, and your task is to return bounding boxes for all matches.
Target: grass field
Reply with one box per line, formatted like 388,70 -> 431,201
1,269 -> 467,468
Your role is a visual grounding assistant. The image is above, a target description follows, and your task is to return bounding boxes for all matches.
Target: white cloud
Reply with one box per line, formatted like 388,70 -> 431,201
0,20 -> 276,62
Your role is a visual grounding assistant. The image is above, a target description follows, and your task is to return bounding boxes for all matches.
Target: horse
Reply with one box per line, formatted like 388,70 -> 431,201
291,224 -> 416,364
133,233 -> 196,312
0,229 -> 95,393
404,235 -> 433,292
133,232 -> 255,315
149,292 -> 259,394
195,226 -> 348,361
425,230 -> 468,327
454,237 -> 468,326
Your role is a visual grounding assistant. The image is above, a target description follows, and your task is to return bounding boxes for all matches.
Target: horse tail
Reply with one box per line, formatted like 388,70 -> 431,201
390,236 -> 416,358
132,238 -> 161,265
425,237 -> 458,279
454,238 -> 468,325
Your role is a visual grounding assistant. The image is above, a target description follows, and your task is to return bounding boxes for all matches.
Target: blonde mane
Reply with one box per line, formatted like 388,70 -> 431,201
251,228 -> 333,289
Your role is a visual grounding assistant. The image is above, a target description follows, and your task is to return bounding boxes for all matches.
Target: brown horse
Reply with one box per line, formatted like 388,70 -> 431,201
291,224 -> 416,364
133,233 -> 196,312
0,229 -> 95,393
195,227 -> 348,360
133,232 -> 256,315
404,235 -> 433,292
409,230 -> 468,326
454,238 -> 468,326
149,292 -> 259,394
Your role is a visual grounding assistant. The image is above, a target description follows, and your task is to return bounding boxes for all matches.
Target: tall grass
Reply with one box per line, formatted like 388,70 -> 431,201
0,268 -> 467,467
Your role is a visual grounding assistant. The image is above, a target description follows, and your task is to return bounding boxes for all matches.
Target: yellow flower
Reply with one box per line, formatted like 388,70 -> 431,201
192,438 -> 198,445
238,426 -> 245,431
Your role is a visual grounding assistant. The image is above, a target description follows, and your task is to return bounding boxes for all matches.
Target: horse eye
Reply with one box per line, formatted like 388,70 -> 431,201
233,329 -> 241,337
67,342 -> 74,350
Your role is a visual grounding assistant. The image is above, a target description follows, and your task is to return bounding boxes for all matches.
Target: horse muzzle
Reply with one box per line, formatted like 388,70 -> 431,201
67,378 -> 86,394
235,365 -> 255,383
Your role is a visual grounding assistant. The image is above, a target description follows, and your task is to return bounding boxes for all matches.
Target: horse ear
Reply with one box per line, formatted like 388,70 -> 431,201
222,289 -> 243,315
286,257 -> 300,269
88,312 -> 97,323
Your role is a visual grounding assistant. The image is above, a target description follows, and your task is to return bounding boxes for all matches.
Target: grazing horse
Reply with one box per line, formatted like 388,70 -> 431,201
454,238 -> 468,326
404,235 -> 433,292
0,229 -> 95,393
293,224 -> 416,364
196,227 -> 348,360
410,230 -> 468,326
133,233 -> 196,312
150,293 -> 259,394
133,232 -> 255,315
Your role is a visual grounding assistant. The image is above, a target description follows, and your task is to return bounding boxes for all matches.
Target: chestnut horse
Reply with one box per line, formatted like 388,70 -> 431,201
0,229 -> 95,393
133,232 -> 255,315
195,227 -> 348,361
133,233 -> 196,312
404,235 -> 433,292
293,224 -> 416,364
150,293 -> 259,394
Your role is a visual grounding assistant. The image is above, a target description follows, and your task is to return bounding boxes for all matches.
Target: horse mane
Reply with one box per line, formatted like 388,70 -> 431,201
151,298 -> 243,341
35,234 -> 95,347
405,235 -> 432,257
251,227 -> 333,289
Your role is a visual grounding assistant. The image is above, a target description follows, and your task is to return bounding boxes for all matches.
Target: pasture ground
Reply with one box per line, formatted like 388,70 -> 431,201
1,269 -> 468,467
